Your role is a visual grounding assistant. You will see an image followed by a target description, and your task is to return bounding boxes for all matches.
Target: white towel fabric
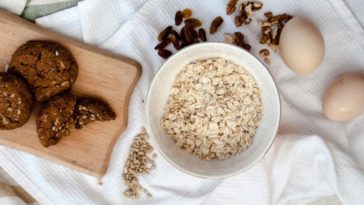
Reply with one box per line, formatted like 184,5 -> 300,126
0,0 -> 364,204
0,0 -> 27,15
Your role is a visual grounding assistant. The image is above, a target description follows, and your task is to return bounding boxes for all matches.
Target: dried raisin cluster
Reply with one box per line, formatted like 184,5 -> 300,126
155,9 -> 224,59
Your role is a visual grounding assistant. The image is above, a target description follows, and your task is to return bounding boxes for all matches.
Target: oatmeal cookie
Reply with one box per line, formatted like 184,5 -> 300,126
74,97 -> 116,129
10,40 -> 78,102
0,72 -> 33,129
36,92 -> 77,147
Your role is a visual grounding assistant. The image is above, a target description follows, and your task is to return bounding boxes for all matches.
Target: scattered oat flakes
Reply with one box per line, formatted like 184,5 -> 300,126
161,58 -> 263,160
123,128 -> 156,199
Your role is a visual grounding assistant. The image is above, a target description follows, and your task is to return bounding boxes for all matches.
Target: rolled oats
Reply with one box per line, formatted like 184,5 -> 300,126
161,58 -> 263,160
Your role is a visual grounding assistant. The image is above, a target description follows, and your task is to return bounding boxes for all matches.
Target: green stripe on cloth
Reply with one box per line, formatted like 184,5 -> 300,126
22,0 -> 82,20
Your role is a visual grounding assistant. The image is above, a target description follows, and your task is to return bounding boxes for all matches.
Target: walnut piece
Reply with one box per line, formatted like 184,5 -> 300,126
259,12 -> 292,48
234,1 -> 263,27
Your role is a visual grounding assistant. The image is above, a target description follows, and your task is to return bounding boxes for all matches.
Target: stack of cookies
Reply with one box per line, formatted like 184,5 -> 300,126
1,40 -> 116,147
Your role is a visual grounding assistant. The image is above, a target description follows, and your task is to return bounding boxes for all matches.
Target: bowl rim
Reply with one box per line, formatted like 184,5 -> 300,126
146,42 -> 281,179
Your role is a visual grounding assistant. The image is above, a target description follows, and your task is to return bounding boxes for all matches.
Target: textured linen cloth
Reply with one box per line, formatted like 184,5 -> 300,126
0,0 -> 364,204
0,167 -> 38,205
0,0 -> 27,15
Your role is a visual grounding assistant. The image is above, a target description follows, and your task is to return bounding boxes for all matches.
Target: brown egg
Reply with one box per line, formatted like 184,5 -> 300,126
323,73 -> 364,122
279,17 -> 325,74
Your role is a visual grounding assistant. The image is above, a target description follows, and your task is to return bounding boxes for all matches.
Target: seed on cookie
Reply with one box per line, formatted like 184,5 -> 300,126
74,97 -> 116,129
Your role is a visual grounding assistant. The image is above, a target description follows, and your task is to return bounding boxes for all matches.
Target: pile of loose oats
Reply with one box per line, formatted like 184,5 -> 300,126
123,129 -> 156,199
161,58 -> 263,160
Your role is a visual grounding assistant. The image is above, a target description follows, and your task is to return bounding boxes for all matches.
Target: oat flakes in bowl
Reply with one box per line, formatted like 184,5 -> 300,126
161,58 -> 263,160
146,43 -> 280,178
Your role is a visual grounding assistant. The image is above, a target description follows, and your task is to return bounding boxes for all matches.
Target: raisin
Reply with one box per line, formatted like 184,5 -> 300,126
158,26 -> 172,41
154,38 -> 171,50
210,16 -> 224,34
158,49 -> 172,59
180,41 -> 189,49
175,10 -> 183,26
180,27 -> 187,42
172,40 -> 180,50
182,8 -> 192,18
170,30 -> 181,41
184,26 -> 199,43
198,28 -> 207,42
184,18 -> 202,28
169,31 -> 180,50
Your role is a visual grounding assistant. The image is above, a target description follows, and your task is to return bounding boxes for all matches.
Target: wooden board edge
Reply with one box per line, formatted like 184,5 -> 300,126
98,58 -> 142,177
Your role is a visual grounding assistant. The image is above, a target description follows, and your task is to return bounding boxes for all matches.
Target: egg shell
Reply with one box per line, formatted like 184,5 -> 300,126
279,17 -> 325,74
323,73 -> 364,122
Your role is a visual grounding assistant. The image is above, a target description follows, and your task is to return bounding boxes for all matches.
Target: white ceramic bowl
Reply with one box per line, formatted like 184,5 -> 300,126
146,43 -> 280,178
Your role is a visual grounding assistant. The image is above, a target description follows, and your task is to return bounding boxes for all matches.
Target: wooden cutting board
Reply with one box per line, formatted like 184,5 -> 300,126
0,10 -> 141,177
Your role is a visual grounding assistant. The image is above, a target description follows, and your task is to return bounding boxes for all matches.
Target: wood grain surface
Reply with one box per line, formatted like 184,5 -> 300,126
0,10 -> 141,177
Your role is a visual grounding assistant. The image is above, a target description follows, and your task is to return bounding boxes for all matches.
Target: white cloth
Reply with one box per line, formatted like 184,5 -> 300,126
1,0 -> 364,204
0,0 -> 27,15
